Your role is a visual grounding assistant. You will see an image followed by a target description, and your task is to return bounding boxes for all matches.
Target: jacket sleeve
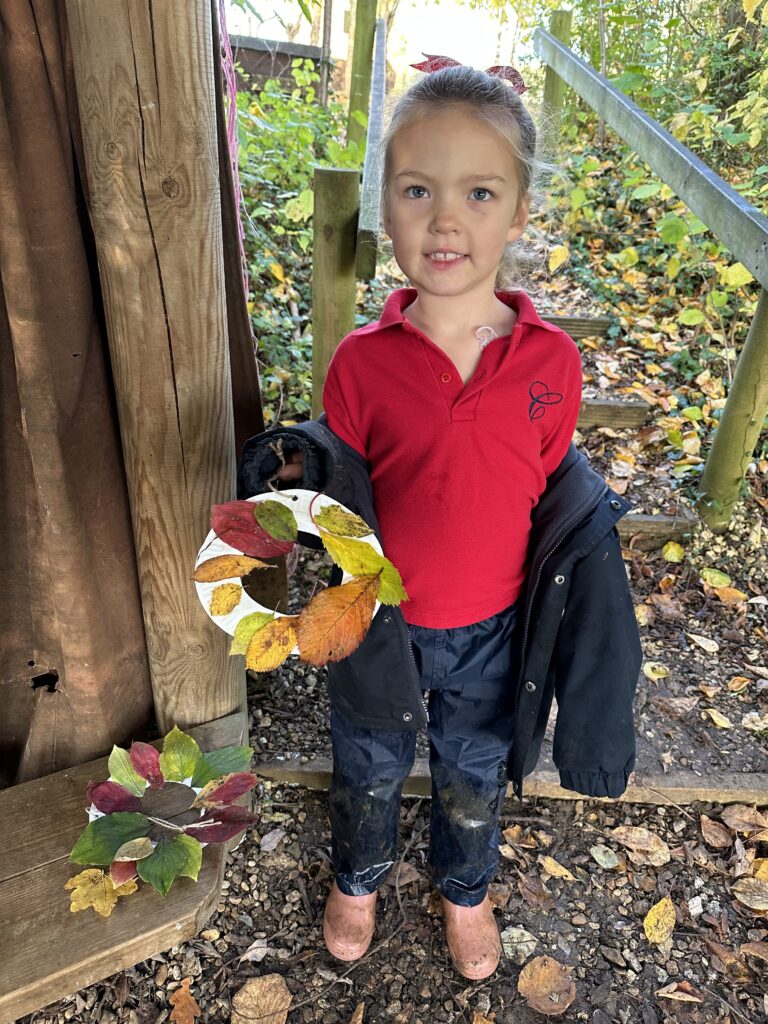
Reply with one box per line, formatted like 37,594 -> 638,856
550,525 -> 642,798
237,420 -> 340,499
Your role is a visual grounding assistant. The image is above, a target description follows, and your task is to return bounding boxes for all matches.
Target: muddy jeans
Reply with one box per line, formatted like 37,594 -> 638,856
329,601 -> 521,907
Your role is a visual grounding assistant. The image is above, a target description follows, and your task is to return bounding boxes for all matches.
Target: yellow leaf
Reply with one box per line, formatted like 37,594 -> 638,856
210,583 -> 243,616
114,837 -> 154,862
662,542 -> 684,563
635,604 -> 654,626
643,661 -> 669,682
269,262 -> 285,282
732,876 -> 768,911
700,567 -> 731,588
193,554 -> 272,583
754,859 -> 768,881
743,0 -> 761,21
319,529 -> 407,605
687,632 -> 719,653
728,675 -> 752,693
538,855 -> 576,881
548,244 -> 570,272
644,895 -> 676,944
245,616 -> 296,672
65,868 -> 137,917
297,575 -> 380,666
703,708 -> 733,729
715,586 -> 748,606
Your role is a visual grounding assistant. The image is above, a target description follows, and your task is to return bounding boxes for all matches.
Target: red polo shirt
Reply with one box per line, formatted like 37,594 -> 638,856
323,287 -> 583,628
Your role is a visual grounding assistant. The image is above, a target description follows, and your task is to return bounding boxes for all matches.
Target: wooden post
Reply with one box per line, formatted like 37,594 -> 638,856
312,168 -> 359,417
65,0 -> 245,731
319,0 -> 333,106
355,16 -> 387,281
346,0 -> 376,150
543,10 -> 572,124
698,287 -> 768,531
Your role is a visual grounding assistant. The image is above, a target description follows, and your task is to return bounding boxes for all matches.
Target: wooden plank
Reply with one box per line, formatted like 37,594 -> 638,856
256,756 -> 768,807
0,713 -> 244,1024
578,397 -> 649,429
541,314 -> 611,338
533,26 -> 768,289
617,506 -> 697,550
65,0 -> 243,731
346,0 -> 376,150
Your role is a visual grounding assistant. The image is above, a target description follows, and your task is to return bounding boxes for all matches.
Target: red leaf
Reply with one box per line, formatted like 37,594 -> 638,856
410,53 -> 461,73
194,771 -> 258,808
86,780 -> 143,814
110,860 -> 138,885
183,805 -> 259,844
129,742 -> 165,790
485,65 -> 528,93
211,501 -> 295,558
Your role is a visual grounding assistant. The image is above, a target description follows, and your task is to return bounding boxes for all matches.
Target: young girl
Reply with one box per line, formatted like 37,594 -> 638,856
252,62 -> 640,980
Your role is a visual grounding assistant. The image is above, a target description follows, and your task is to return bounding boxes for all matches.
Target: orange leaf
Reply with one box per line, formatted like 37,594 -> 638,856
517,955 -> 576,1015
193,554 -> 273,582
245,616 -> 297,672
297,575 -> 380,666
169,977 -> 201,1024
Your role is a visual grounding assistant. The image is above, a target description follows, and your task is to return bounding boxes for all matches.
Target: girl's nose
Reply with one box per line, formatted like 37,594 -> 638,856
430,202 -> 461,235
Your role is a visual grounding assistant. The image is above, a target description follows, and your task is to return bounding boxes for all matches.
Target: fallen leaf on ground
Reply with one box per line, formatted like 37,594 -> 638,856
644,896 -> 676,944
538,855 -> 576,881
701,938 -> 751,982
64,869 -> 137,917
517,955 -> 576,1015
742,711 -> 768,734
260,827 -> 286,852
740,941 -> 768,963
240,937 -> 270,963
610,825 -> 671,866
231,974 -> 292,1024
518,872 -> 556,911
502,824 -> 524,844
590,844 -> 621,870
703,708 -> 733,729
501,926 -> 538,964
643,661 -> 669,682
655,981 -> 704,1002
662,541 -> 684,562
731,877 -> 768,912
721,805 -> 768,834
687,632 -> 719,654
169,978 -> 201,1024
700,814 -> 732,848
348,1004 -> 365,1024
728,675 -> 752,692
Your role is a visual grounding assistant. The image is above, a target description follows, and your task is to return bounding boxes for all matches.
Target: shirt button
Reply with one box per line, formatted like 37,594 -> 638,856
525,681 -> 536,692
440,372 -> 451,383
402,711 -> 413,722
554,574 -> 565,585
610,499 -> 622,510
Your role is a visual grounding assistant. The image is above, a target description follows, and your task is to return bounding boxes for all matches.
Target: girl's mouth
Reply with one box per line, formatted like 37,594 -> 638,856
425,252 -> 468,270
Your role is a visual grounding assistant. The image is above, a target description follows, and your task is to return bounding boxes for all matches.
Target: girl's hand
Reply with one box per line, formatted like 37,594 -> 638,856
276,450 -> 303,483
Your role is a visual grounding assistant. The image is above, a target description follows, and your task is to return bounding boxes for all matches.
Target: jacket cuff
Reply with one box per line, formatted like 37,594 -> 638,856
558,768 -> 632,799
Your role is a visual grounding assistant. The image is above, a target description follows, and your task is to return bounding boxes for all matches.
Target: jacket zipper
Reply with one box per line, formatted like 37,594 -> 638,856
514,485 -> 609,713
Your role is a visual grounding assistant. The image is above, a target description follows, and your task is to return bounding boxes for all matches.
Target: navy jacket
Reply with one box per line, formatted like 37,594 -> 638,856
238,417 -> 642,800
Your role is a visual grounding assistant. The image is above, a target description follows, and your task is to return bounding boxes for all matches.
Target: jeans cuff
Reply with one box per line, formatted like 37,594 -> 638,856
335,860 -> 394,896
435,878 -> 489,908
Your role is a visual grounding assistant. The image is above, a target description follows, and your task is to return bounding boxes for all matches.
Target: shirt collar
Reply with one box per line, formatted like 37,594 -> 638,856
375,286 -> 564,335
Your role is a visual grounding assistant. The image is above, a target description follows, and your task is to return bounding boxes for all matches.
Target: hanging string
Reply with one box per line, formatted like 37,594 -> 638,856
218,0 -> 250,300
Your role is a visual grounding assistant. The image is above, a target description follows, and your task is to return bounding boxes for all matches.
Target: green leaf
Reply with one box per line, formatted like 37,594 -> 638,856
229,612 -> 275,657
176,834 -> 203,881
191,746 -> 254,786
678,308 -> 705,325
314,504 -> 373,538
253,500 -> 298,542
700,567 -> 731,588
658,216 -> 689,245
682,406 -> 703,421
159,726 -> 202,783
137,835 -> 191,896
570,187 -> 587,210
319,529 -> 407,605
721,262 -> 754,288
631,183 -> 661,199
108,746 -> 147,798
70,813 -> 151,866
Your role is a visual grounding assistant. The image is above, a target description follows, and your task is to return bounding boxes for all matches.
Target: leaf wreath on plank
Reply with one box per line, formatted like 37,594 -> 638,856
196,492 -> 409,672
66,727 -> 258,916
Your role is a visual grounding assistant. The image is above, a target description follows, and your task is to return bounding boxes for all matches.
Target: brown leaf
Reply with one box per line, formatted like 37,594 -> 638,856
701,938 -> 751,983
698,814 -> 732,849
487,881 -> 512,909
650,695 -> 698,719
245,616 -> 297,672
740,940 -> 768,963
610,826 -> 670,866
731,876 -> 768,912
348,1004 -> 365,1024
517,955 -> 576,1015
193,554 -> 272,582
655,980 -> 704,1002
169,978 -> 201,1024
721,805 -> 768,834
231,975 -> 292,1024
518,872 -> 556,912
296,575 -> 379,665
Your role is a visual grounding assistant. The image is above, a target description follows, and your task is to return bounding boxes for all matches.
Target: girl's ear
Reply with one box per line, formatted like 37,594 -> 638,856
506,193 -> 532,243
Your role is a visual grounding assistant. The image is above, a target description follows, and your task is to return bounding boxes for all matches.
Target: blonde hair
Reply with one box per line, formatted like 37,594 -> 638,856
377,65 -> 562,290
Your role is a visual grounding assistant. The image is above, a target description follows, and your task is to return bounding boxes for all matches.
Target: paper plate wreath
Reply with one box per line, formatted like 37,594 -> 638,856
193,490 -> 408,671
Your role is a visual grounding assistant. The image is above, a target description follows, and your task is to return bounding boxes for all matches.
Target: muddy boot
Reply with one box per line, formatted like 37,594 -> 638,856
323,881 -> 377,961
441,895 -> 501,980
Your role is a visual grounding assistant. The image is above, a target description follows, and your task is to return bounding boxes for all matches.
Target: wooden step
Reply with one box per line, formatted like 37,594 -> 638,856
577,396 -> 650,429
617,504 -> 697,549
256,756 -> 768,808
0,712 -> 245,1024
542,314 -> 611,338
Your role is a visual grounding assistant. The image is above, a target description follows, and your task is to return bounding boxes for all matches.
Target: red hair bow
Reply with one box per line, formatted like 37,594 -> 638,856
410,52 -> 527,94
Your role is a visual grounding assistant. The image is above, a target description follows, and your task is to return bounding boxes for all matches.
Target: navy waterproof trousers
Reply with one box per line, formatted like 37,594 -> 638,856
329,601 -> 521,907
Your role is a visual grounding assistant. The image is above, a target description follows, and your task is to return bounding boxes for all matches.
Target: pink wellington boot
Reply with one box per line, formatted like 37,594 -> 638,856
441,895 -> 501,979
322,881 -> 378,961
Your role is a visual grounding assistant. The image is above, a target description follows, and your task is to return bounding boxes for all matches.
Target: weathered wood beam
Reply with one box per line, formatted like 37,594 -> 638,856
346,0 -> 376,150
578,397 -> 649,429
541,314 -> 611,337
618,506 -> 697,549
65,0 -> 243,730
256,756 -> 768,807
355,16 -> 387,281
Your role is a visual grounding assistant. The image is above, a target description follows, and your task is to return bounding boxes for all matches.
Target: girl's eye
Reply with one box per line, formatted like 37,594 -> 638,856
471,187 -> 493,201
405,185 -> 428,199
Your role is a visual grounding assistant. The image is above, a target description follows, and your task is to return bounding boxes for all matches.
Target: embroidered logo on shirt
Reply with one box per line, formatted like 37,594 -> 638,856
528,380 -> 563,421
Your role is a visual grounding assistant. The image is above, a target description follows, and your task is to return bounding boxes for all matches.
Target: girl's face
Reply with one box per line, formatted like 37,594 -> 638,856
382,106 -> 530,304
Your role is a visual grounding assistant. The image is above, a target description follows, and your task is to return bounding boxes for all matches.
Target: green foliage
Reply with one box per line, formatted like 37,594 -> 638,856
239,59 -> 364,423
